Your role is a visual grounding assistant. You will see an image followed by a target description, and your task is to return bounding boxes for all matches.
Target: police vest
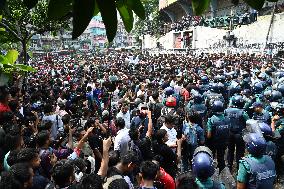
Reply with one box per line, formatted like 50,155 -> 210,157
191,104 -> 207,117
244,155 -> 276,189
252,112 -> 269,123
206,93 -> 224,107
224,108 -> 245,133
210,115 -> 230,142
199,84 -> 210,94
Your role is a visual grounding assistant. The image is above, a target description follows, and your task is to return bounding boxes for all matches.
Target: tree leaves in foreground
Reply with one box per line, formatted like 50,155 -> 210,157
0,49 -> 36,86
46,0 -> 145,42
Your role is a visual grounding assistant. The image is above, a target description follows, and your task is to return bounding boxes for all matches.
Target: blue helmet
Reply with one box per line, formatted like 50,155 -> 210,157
258,122 -> 273,137
210,83 -> 224,93
200,76 -> 209,84
270,90 -> 282,102
214,75 -> 225,83
193,94 -> 203,104
277,83 -> 284,96
229,85 -> 242,96
192,146 -> 215,180
164,87 -> 174,96
252,82 -> 264,94
231,95 -> 244,108
245,133 -> 267,157
211,100 -> 224,113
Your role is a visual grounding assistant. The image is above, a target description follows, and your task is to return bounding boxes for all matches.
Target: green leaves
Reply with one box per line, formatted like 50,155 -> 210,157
97,0 -> 117,42
5,49 -> 18,64
244,0 -> 265,11
127,0 -> 145,20
266,0 -> 278,2
192,0 -> 211,15
72,0 -> 95,39
47,0 -> 73,20
14,64 -> 36,72
0,50 -> 36,84
23,0 -> 38,9
117,0 -> 134,32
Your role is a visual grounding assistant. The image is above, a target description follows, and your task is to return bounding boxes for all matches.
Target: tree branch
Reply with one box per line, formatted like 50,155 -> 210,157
0,21 -> 22,41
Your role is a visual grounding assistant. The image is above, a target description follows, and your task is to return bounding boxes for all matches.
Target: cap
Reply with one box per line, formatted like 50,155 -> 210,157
252,102 -> 263,108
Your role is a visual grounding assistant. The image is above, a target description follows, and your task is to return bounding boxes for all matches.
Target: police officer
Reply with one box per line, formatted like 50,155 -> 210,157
225,95 -> 249,171
207,101 -> 230,171
198,76 -> 210,95
237,133 -> 276,189
271,104 -> 284,180
252,102 -> 271,124
188,94 -> 207,127
204,83 -> 225,116
192,146 -> 225,189
258,122 -> 277,160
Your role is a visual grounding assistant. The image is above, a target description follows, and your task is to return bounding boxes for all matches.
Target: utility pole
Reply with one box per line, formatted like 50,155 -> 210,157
264,2 -> 277,53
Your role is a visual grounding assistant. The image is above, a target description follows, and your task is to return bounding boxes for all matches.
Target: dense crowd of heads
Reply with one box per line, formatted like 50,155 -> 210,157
0,51 -> 284,189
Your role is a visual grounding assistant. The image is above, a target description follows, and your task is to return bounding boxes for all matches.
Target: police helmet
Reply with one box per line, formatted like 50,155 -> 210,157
271,90 -> 282,102
277,83 -> 284,96
192,146 -> 215,180
210,83 -> 224,93
229,85 -> 242,96
200,76 -> 209,84
244,133 -> 267,157
258,73 -> 266,80
193,94 -> 203,104
258,122 -> 273,137
231,95 -> 245,108
252,82 -> 264,94
214,75 -> 225,83
242,89 -> 251,96
211,100 -> 224,113
164,87 -> 174,96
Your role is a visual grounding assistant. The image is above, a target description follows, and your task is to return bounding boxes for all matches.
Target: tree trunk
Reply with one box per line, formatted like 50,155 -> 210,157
22,40 -> 28,65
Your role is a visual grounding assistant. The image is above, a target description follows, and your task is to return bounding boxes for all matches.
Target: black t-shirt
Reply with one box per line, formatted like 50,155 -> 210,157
153,142 -> 177,178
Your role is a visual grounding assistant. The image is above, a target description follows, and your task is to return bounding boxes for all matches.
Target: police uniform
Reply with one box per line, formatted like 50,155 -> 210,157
207,114 -> 230,171
237,154 -> 276,189
195,178 -> 225,189
252,110 -> 271,124
224,107 -> 249,170
274,118 -> 284,176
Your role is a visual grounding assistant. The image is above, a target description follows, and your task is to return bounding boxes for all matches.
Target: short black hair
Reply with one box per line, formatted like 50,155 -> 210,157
4,133 -> 22,152
17,148 -> 39,164
121,151 -> 139,166
155,129 -> 167,143
140,161 -> 159,181
78,173 -> 103,189
186,109 -> 201,124
164,114 -> 175,124
37,130 -> 50,147
52,160 -> 74,188
108,179 -> 129,189
7,149 -> 20,167
43,103 -> 53,114
62,114 -> 71,125
0,163 -> 33,189
176,172 -> 199,189
115,117 -> 125,129
108,150 -> 120,167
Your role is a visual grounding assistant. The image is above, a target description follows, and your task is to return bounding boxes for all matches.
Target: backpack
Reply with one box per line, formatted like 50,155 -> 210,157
183,122 -> 198,147
210,115 -> 230,142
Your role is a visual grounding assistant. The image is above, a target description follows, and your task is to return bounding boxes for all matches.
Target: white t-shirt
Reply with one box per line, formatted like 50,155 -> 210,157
160,125 -> 177,147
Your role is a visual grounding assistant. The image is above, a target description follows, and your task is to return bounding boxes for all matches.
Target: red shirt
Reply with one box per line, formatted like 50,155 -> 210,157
0,103 -> 11,113
159,168 -> 176,189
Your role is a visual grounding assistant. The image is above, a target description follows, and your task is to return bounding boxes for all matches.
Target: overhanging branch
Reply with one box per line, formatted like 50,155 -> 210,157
0,21 -> 22,41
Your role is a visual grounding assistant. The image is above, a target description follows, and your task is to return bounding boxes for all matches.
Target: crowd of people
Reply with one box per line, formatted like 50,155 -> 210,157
0,51 -> 284,189
168,11 -> 258,33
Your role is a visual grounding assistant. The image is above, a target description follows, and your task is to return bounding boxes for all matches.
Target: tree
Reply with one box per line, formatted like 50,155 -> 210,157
0,0 -> 70,64
133,0 -> 161,38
